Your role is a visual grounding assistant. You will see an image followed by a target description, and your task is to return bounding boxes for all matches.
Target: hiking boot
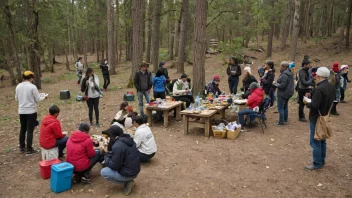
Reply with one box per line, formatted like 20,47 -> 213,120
26,148 -> 39,156
123,180 -> 135,196
20,148 -> 26,154
299,118 -> 307,122
304,165 -> 322,170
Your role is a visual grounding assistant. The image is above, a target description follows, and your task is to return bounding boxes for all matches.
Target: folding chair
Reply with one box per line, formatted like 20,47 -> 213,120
247,97 -> 271,133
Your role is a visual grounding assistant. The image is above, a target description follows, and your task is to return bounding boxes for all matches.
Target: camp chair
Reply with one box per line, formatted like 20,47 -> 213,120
246,97 -> 271,133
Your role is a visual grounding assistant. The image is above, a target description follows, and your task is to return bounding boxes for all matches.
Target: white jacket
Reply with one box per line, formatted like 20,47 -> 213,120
15,82 -> 41,114
172,79 -> 190,96
133,124 -> 157,155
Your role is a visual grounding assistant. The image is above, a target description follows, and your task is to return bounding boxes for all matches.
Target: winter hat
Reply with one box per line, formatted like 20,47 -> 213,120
159,61 -> 166,68
332,62 -> 339,72
106,125 -> 124,138
340,65 -> 348,70
213,75 -> 220,81
79,123 -> 90,133
249,82 -> 259,90
316,67 -> 330,78
244,67 -> 252,75
289,62 -> 295,69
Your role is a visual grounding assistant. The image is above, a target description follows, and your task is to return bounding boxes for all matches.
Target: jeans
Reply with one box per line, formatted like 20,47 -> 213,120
277,96 -> 289,123
103,75 -> 110,90
77,70 -> 82,84
86,97 -> 100,123
237,108 -> 256,126
228,77 -> 239,94
101,167 -> 136,184
309,119 -> 326,168
139,151 -> 155,162
55,136 -> 69,157
335,86 -> 341,101
154,91 -> 166,99
19,113 -> 37,149
298,90 -> 308,118
138,91 -> 150,115
75,150 -> 101,177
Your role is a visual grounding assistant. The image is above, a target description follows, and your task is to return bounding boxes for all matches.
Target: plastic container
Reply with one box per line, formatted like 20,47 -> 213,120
50,162 -> 74,193
39,159 -> 61,179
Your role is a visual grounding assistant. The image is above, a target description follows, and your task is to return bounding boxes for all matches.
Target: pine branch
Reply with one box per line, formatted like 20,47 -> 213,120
206,10 -> 232,27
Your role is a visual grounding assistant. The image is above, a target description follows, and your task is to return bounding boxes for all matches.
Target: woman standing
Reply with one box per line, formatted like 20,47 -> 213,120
100,59 -> 110,91
331,62 -> 341,115
226,57 -> 242,94
152,68 -> 167,99
261,60 -> 275,106
340,65 -> 350,103
75,57 -> 84,85
241,67 -> 257,99
81,68 -> 101,127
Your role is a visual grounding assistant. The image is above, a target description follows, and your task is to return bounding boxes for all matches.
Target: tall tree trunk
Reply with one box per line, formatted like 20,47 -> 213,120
116,3 -> 120,63
174,8 -> 182,57
192,0 -> 207,96
289,0 -> 301,61
346,0 -> 352,47
129,0 -> 145,88
2,40 -> 16,85
267,0 -> 275,57
337,5 -> 349,53
101,40 -> 105,60
168,0 -> 175,61
151,0 -> 163,71
107,0 -> 116,74
177,0 -> 189,74
146,0 -> 154,63
49,47 -> 54,73
327,0 -> 335,37
4,5 -> 22,83
303,0 -> 311,43
280,0 -> 292,49
65,48 -> 70,70
84,41 -> 88,68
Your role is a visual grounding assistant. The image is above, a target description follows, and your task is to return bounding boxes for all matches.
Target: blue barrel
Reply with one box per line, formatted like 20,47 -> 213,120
50,162 -> 74,193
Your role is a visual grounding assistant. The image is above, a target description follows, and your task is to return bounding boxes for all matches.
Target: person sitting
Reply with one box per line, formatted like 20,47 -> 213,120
172,74 -> 194,108
110,116 -> 134,134
241,67 -> 258,99
207,75 -> 223,96
39,105 -> 68,158
100,125 -> 140,196
237,82 -> 264,132
132,116 -> 157,162
111,102 -> 133,125
66,123 -> 101,184
152,68 -> 167,99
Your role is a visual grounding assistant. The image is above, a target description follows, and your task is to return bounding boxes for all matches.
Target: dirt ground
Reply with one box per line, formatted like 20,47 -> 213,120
0,38 -> 352,198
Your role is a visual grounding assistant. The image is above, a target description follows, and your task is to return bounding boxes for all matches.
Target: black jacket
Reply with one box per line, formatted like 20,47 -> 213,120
276,68 -> 294,99
298,67 -> 312,90
307,80 -> 336,120
262,70 -> 275,95
227,64 -> 242,79
100,63 -> 109,76
134,70 -> 152,92
104,134 -> 141,177
242,75 -> 257,93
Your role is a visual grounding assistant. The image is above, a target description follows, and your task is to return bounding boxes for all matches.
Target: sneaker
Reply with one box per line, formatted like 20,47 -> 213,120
304,165 -> 322,170
90,121 -> 94,126
26,148 -> 39,156
20,148 -> 26,154
240,127 -> 249,132
123,180 -> 135,196
340,100 -> 347,103
72,174 -> 81,184
275,122 -> 284,126
96,123 -> 100,128
81,173 -> 91,184
299,118 -> 307,122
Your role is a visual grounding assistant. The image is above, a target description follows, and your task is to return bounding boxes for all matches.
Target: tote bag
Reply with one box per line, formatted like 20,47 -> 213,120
314,106 -> 333,140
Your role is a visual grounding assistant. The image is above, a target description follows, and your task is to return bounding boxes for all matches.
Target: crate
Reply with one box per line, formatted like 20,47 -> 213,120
50,162 -> 74,193
212,126 -> 227,138
39,159 -> 61,179
227,127 -> 241,140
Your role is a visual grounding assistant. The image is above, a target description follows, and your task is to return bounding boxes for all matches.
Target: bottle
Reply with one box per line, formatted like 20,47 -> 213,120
195,95 -> 200,109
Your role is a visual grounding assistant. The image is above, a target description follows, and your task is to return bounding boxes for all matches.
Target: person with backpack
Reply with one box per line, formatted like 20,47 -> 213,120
134,62 -> 152,115
274,61 -> 294,125
331,62 -> 342,115
297,59 -> 313,122
152,68 -> 167,99
81,68 -> 102,128
100,59 -> 110,91
227,57 -> 242,94
304,67 -> 335,170
340,65 -> 350,103
75,57 -> 84,85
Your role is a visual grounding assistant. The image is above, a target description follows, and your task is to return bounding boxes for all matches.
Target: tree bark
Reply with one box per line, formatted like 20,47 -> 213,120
289,0 -> 301,62
84,41 -> 88,69
146,0 -> 154,63
65,48 -> 70,70
177,0 -> 189,74
107,0 -> 116,74
327,0 -> 335,37
168,0 -> 175,61
280,0 -> 292,49
151,0 -> 163,71
2,40 -> 16,85
192,0 -> 207,96
174,7 -> 182,57
49,47 -> 54,73
346,0 -> 352,47
303,0 -> 311,43
267,0 -> 275,57
337,5 -> 349,53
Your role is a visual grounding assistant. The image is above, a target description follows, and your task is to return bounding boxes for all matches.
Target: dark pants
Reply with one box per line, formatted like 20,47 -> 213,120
19,113 -> 37,149
277,96 -> 289,123
173,95 -> 194,108
154,91 -> 166,99
228,77 -> 239,94
298,90 -> 309,118
77,70 -> 82,84
86,97 -> 100,123
75,150 -> 101,177
269,87 -> 276,107
340,87 -> 345,101
55,137 -> 69,157
139,151 -> 155,162
103,75 -> 110,90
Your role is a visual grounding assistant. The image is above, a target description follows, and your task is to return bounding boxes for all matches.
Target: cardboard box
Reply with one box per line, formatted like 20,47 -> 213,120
212,126 -> 227,138
227,127 -> 241,140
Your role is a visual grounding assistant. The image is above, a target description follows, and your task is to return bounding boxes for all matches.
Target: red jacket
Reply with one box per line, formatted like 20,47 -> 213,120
66,131 -> 96,171
39,114 -> 65,149
247,87 -> 264,109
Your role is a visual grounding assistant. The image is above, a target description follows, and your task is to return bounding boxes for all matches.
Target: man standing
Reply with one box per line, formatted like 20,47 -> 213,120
75,57 -> 84,85
100,59 -> 110,91
297,59 -> 313,122
275,61 -> 294,125
134,62 -> 152,115
15,71 -> 43,155
305,67 -> 335,170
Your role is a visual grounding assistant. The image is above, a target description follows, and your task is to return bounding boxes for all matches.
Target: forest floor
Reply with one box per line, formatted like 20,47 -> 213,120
0,37 -> 352,198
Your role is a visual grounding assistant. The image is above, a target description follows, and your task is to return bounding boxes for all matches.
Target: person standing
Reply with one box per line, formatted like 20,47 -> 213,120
275,61 -> 294,125
159,61 -> 171,94
134,62 -> 152,115
15,71 -> 44,155
227,57 -> 242,94
152,68 -> 167,99
81,68 -> 101,127
75,57 -> 84,85
331,62 -> 342,115
261,60 -> 275,106
297,59 -> 313,122
39,105 -> 68,158
100,59 -> 110,92
340,65 -> 350,103
304,67 -> 335,170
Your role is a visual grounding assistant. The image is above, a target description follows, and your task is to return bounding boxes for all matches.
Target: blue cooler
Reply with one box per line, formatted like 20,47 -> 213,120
50,162 -> 74,193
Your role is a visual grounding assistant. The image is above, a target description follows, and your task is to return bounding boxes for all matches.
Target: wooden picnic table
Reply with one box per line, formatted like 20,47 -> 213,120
146,101 -> 183,128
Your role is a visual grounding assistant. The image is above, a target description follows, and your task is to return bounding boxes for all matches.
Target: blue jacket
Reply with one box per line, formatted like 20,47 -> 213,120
104,134 -> 141,177
152,75 -> 166,92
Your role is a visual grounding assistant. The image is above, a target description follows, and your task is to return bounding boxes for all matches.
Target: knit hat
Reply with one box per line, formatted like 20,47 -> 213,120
243,67 -> 252,75
341,65 -> 349,70
106,125 -> 124,138
332,62 -> 339,72
78,123 -> 90,133
289,62 -> 295,69
23,71 -> 34,77
180,74 -> 188,79
249,82 -> 259,90
159,61 -> 166,68
213,75 -> 220,81
316,67 -> 330,78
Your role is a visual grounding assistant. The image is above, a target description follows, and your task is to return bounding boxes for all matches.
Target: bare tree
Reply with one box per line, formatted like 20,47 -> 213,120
177,0 -> 189,73
289,0 -> 301,61
107,0 -> 116,74
192,0 -> 207,96
151,0 -> 163,71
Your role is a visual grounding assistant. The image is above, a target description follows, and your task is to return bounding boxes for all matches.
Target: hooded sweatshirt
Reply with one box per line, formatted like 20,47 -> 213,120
133,124 -> 157,155
104,134 -> 140,177
39,114 -> 65,149
66,131 -> 96,171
